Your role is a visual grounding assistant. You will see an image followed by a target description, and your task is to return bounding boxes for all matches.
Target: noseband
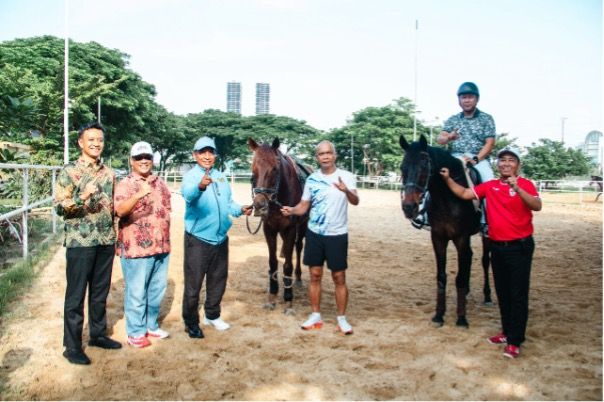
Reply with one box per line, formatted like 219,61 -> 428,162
252,155 -> 283,208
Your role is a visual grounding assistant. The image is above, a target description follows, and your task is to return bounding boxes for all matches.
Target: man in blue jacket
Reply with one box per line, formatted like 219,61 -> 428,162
181,136 -> 252,339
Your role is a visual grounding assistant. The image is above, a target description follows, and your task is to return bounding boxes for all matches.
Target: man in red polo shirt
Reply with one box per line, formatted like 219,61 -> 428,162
439,147 -> 542,359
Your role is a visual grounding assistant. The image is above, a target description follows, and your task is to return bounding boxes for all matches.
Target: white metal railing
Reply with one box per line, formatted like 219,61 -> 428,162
0,163 -> 62,258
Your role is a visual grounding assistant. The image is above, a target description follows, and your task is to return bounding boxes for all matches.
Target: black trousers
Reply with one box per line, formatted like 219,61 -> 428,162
182,233 -> 229,325
491,236 -> 535,347
64,245 -> 115,350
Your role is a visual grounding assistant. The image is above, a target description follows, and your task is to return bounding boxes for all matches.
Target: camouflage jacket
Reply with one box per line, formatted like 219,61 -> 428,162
55,158 -> 116,248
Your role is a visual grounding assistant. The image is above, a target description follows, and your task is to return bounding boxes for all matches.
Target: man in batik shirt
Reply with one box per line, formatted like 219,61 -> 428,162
115,141 -> 172,348
55,122 -> 121,365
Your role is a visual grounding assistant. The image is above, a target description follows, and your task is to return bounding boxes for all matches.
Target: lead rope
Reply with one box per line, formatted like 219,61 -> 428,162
457,156 -> 481,212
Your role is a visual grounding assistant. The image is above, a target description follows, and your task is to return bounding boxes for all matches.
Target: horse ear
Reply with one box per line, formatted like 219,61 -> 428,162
399,135 -> 410,150
247,137 -> 258,151
272,137 -> 280,150
419,135 -> 428,150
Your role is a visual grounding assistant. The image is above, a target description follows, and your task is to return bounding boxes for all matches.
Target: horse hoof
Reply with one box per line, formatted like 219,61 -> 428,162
431,315 -> 444,327
284,308 -> 295,316
263,302 -> 276,311
456,317 -> 469,328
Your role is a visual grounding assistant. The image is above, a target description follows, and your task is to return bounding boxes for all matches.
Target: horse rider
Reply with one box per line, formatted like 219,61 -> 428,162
436,81 -> 497,234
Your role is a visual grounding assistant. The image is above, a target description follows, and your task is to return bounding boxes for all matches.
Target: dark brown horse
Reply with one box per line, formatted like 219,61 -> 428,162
399,134 -> 492,328
248,137 -> 309,314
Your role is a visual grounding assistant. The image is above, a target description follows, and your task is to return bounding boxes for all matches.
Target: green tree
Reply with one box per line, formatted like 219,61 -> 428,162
329,97 -> 427,175
522,139 -> 592,179
0,36 -> 161,164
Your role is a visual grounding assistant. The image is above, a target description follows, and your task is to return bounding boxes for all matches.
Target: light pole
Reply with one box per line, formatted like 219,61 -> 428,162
63,0 -> 70,164
561,117 -> 567,144
350,133 -> 354,173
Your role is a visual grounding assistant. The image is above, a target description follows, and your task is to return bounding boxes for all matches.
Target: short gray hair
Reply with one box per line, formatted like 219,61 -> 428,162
315,140 -> 336,155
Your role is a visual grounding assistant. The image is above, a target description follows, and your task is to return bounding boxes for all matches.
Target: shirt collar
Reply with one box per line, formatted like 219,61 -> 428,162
458,108 -> 481,119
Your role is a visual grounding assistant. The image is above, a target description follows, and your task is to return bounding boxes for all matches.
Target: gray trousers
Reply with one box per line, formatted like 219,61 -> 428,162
182,232 -> 229,325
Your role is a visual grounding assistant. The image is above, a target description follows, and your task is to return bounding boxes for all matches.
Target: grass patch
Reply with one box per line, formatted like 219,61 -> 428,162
0,234 -> 61,319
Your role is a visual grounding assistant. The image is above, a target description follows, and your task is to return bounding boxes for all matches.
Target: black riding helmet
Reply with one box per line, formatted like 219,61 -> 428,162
457,82 -> 480,97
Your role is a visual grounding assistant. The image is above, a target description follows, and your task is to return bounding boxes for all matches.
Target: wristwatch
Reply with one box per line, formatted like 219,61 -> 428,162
472,156 -> 479,164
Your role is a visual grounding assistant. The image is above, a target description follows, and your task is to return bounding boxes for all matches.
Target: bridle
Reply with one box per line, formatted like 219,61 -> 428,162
251,154 -> 284,209
401,150 -> 432,199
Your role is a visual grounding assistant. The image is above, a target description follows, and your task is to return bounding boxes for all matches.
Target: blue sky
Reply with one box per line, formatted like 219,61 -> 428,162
0,0 -> 601,147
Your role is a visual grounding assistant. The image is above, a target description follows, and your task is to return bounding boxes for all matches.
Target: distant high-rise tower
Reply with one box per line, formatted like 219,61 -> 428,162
255,83 -> 270,115
227,81 -> 241,114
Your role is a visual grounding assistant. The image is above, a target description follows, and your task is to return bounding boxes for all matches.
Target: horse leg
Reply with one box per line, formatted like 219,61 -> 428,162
431,234 -> 448,327
453,235 -> 473,328
280,228 -> 296,315
263,227 -> 279,310
481,236 -> 493,305
294,222 -> 305,287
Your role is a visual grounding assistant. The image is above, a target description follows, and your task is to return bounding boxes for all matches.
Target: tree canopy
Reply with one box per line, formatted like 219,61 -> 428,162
0,36 -> 594,181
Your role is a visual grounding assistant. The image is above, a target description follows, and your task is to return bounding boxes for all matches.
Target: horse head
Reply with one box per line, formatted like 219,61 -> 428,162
399,134 -> 432,219
248,137 -> 282,218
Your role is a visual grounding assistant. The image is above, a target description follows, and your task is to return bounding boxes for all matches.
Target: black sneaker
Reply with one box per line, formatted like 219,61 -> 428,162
185,324 -> 205,339
63,348 -> 91,365
88,336 -> 122,349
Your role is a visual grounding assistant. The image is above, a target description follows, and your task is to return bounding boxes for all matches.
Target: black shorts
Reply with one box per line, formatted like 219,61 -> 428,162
303,229 -> 348,272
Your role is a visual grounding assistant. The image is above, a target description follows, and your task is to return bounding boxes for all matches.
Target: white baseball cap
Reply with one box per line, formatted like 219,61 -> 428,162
130,141 -> 153,157
497,146 -> 521,161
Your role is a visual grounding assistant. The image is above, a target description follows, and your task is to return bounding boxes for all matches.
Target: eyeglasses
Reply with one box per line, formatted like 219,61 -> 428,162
133,154 -> 153,161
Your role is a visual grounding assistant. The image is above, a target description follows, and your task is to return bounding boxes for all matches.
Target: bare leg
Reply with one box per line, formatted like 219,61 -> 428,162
332,270 -> 348,316
308,266 -> 323,313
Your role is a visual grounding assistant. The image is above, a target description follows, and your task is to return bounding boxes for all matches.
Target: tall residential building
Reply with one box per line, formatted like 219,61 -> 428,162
255,83 -> 270,115
226,81 -> 241,114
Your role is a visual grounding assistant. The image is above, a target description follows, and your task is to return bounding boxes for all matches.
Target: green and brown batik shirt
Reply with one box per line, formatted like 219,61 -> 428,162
55,158 -> 116,248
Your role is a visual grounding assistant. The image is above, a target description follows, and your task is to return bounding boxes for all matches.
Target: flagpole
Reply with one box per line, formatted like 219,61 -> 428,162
63,0 -> 69,164
413,19 -> 418,142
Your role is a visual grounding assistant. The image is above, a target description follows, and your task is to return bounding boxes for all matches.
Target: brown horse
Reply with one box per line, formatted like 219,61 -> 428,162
248,137 -> 309,314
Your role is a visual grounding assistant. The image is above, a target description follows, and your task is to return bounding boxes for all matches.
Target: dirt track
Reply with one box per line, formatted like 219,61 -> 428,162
0,183 -> 601,400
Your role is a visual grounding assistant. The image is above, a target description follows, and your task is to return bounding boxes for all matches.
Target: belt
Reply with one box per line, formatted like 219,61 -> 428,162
490,236 -> 532,247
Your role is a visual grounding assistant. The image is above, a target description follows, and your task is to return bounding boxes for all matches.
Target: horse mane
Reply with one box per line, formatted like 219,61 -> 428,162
427,146 -> 469,188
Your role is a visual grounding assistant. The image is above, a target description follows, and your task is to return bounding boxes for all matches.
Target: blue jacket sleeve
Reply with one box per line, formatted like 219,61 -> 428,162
181,169 -> 203,203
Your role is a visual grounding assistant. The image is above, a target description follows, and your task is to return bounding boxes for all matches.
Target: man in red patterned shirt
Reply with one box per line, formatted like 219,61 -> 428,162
440,147 -> 541,359
115,142 -> 172,348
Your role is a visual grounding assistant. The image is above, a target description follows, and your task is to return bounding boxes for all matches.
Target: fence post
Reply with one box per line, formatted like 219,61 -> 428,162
52,170 -> 57,234
22,168 -> 29,258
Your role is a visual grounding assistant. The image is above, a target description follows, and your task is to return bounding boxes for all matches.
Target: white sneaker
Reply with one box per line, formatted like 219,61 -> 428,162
146,327 -> 170,339
203,317 -> 231,331
301,312 -> 323,330
336,316 -> 353,335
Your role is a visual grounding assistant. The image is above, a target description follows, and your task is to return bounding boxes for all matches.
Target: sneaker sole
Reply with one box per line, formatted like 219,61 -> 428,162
146,332 -> 169,339
487,338 -> 507,345
503,352 -> 518,359
336,325 -> 353,335
301,321 -> 323,330
127,340 -> 151,348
